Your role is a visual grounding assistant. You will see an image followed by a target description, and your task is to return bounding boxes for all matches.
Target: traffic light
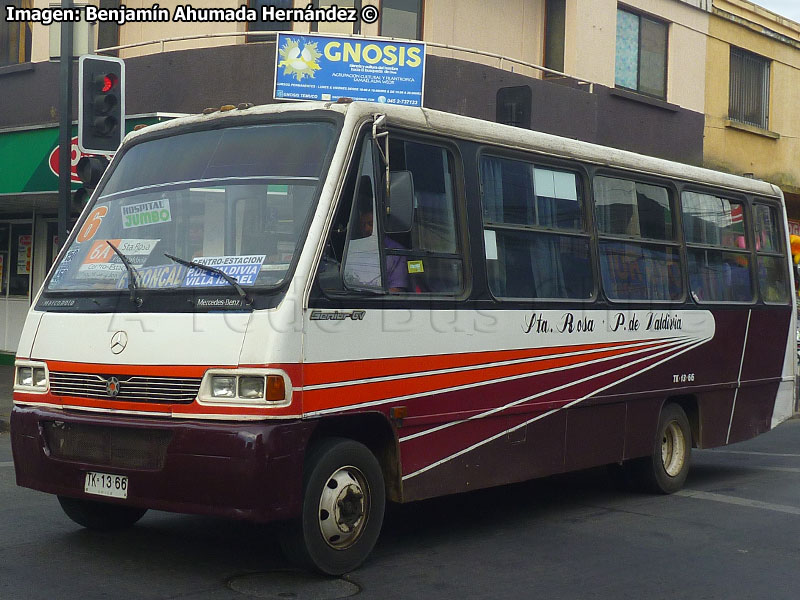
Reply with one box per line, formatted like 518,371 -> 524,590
78,55 -> 125,155
73,155 -> 110,213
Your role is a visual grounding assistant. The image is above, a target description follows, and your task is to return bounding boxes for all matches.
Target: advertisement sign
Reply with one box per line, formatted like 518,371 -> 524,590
17,235 -> 31,275
274,33 -> 425,106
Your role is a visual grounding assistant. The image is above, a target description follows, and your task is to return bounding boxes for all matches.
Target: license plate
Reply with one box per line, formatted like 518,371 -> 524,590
84,471 -> 128,499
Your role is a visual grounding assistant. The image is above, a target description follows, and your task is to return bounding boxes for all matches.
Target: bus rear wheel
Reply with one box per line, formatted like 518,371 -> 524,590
281,438 -> 386,575
58,496 -> 148,530
633,403 -> 692,494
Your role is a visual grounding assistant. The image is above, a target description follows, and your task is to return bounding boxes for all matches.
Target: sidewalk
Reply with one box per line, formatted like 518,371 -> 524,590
0,364 -> 11,432
0,364 -> 12,432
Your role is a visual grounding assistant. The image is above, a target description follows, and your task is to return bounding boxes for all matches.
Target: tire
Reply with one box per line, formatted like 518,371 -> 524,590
281,438 -> 386,575
632,403 -> 692,494
58,496 -> 148,530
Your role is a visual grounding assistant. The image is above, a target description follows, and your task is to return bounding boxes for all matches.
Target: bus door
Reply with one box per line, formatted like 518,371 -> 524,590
303,123 -> 472,495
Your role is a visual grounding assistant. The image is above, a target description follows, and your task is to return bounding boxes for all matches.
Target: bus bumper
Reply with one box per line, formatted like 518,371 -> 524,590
10,405 -> 314,523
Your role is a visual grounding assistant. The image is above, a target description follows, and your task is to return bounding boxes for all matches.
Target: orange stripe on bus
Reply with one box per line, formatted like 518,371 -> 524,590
303,339 -> 656,386
303,341 -> 664,413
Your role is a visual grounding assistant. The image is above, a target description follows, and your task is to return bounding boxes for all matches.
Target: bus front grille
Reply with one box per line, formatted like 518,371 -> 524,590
42,421 -> 172,470
49,372 -> 202,404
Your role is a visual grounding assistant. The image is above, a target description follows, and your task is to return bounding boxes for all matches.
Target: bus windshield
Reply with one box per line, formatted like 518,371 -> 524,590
47,121 -> 337,293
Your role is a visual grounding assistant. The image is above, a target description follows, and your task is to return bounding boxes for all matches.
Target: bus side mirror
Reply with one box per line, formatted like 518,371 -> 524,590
385,170 -> 414,234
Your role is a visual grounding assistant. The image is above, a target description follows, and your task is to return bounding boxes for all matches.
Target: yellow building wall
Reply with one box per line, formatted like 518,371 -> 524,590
705,0 -> 800,196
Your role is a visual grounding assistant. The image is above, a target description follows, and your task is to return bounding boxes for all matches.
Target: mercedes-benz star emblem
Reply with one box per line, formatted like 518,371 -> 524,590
106,377 -> 121,397
110,331 -> 128,354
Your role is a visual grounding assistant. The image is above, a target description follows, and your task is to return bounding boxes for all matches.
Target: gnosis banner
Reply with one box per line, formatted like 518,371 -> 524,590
274,33 -> 425,106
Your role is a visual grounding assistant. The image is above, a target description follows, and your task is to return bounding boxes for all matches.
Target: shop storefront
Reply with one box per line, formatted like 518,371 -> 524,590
0,114 -> 183,361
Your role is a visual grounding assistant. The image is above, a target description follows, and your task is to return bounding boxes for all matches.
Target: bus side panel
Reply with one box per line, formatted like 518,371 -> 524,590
724,307 -> 791,445
621,396 -> 664,460
727,382 -> 781,445
739,307 -> 792,382
564,402 -> 626,472
398,410 -> 568,502
696,389 -> 737,448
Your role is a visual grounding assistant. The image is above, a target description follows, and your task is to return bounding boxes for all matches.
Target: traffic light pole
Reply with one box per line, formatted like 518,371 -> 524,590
57,0 -> 74,253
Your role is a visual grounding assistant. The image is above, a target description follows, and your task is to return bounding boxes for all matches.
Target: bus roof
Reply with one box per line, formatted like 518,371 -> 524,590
125,100 -> 782,200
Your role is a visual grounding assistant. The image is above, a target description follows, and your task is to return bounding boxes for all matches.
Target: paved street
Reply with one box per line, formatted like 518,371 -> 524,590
1,419 -> 799,599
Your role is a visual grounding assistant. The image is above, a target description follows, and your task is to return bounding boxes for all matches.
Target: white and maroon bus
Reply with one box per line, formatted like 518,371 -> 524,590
11,101 -> 797,574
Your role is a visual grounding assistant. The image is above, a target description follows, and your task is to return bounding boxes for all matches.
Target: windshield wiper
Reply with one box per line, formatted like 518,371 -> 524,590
107,241 -> 143,307
164,253 -> 253,306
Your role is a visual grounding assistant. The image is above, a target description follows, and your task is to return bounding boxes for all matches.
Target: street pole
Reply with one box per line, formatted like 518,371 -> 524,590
57,0 -> 74,252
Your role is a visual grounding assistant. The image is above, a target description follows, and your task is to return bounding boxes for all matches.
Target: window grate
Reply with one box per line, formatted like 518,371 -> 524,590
729,47 -> 770,130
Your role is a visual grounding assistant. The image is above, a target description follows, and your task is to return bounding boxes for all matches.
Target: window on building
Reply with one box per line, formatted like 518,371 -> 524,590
312,0 -> 362,35
682,191 -> 752,303
729,47 -> 770,130
614,7 -> 668,99
97,0 -> 120,56
543,0 -> 566,73
249,0 -> 294,38
1,0 -> 32,67
0,223 -> 32,297
480,155 -> 593,300
753,203 -> 789,303
595,177 -> 681,302
380,0 -> 422,40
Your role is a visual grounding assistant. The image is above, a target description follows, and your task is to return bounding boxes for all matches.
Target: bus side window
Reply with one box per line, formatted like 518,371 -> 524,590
325,136 -> 385,293
321,135 -> 466,297
595,176 -> 682,302
753,203 -> 790,304
682,192 -> 753,304
480,154 -> 592,301
386,138 -> 464,295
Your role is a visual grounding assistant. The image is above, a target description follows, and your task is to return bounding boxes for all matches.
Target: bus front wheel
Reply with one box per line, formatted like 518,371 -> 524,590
281,438 -> 386,575
634,403 -> 692,494
58,496 -> 148,530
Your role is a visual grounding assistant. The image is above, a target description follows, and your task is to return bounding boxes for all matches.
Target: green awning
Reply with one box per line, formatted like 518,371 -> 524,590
0,115 -> 183,195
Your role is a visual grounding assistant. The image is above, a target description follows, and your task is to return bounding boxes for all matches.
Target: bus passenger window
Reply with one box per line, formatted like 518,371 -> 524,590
480,155 -> 592,300
753,204 -> 790,304
682,192 -> 753,303
595,176 -> 681,302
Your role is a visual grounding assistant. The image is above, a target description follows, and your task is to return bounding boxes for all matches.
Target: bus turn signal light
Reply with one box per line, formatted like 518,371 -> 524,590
266,375 -> 285,402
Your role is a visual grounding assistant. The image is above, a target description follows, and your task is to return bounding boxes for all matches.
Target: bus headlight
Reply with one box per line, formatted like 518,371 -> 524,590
14,361 -> 49,393
199,369 -> 290,406
17,367 -> 32,387
34,368 -> 47,388
211,376 -> 237,398
238,376 -> 265,400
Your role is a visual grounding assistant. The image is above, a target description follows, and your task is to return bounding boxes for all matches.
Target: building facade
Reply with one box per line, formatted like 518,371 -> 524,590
703,0 -> 800,226
0,0 -> 797,356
